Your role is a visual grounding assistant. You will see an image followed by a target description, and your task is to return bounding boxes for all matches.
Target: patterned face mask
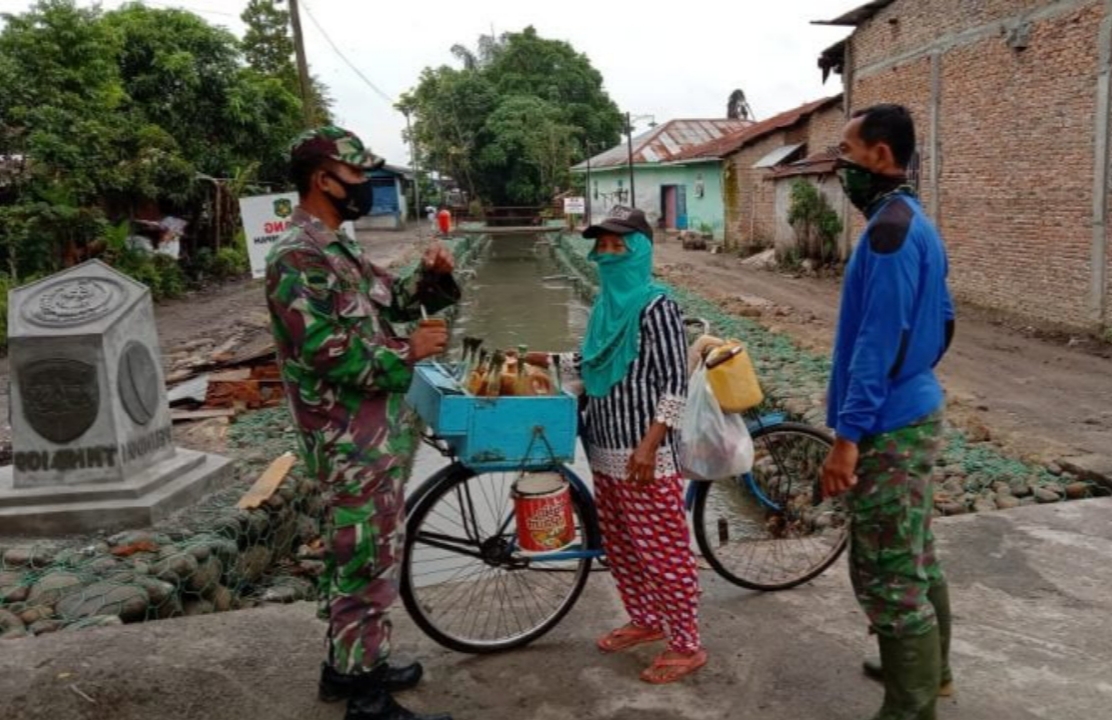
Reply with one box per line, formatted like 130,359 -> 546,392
836,158 -> 908,215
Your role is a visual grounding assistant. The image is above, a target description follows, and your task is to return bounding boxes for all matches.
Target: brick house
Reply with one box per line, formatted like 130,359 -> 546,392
678,96 -> 846,252
817,0 -> 1112,330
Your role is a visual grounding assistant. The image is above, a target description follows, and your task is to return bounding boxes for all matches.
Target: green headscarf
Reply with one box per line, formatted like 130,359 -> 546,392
581,232 -> 668,397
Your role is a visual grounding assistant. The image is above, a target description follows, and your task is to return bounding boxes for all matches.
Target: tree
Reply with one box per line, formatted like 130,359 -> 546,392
239,0 -> 331,125
475,95 -> 577,205
241,0 -> 295,76
727,89 -> 754,121
402,26 -> 622,207
0,0 -> 307,287
786,179 -> 842,266
398,67 -> 499,202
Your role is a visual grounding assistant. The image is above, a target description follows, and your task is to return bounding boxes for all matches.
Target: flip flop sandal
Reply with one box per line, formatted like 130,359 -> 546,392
640,649 -> 708,684
596,625 -> 666,653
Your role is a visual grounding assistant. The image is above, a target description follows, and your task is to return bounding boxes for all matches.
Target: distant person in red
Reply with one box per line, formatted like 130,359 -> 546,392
436,207 -> 451,235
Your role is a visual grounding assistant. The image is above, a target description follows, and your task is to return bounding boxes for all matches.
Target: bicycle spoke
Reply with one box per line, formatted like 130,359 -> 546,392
403,464 -> 594,651
697,426 -> 848,590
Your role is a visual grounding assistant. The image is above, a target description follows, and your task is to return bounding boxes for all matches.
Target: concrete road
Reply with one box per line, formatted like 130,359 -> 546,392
2,499 -> 1110,720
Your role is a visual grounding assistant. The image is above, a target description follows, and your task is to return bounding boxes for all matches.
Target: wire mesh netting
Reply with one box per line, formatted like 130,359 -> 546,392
550,235 -> 1104,507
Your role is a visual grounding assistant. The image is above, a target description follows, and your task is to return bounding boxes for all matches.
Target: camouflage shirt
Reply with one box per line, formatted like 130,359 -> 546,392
265,208 -> 459,496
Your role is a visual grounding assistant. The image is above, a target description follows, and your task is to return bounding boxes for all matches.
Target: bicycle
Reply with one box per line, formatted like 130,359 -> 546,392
400,321 -> 848,654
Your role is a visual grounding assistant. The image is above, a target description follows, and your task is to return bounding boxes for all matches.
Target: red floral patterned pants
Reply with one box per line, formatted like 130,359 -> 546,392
594,472 -> 701,653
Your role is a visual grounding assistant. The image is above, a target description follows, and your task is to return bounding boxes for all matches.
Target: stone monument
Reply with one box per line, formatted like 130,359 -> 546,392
0,260 -> 233,535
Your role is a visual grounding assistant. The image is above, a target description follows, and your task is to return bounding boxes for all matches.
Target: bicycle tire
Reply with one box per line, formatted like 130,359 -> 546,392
400,462 -> 596,654
692,422 -> 848,591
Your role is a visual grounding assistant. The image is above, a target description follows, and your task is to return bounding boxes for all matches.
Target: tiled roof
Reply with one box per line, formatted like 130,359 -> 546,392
674,95 -> 843,161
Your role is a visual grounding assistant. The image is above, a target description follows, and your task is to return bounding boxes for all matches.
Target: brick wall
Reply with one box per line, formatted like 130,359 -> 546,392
726,131 -> 787,249
808,103 -> 848,154
845,0 -> 1111,329
724,102 -> 847,251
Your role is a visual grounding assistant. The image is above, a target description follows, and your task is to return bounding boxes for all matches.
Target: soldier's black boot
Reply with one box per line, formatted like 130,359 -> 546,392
864,582 -> 953,697
344,666 -> 451,720
320,661 -> 425,702
868,627 -> 940,720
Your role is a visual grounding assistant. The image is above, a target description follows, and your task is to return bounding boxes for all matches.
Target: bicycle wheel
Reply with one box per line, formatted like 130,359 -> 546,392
692,422 -> 848,591
400,462 -> 597,654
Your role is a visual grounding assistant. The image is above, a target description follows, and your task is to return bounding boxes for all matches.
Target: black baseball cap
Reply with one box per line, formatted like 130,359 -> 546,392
583,205 -> 654,241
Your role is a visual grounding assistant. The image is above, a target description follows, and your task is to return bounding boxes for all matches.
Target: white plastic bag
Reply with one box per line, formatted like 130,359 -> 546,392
679,365 -> 754,481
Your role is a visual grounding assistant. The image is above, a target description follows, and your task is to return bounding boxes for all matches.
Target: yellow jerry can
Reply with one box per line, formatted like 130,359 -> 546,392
704,340 -> 763,413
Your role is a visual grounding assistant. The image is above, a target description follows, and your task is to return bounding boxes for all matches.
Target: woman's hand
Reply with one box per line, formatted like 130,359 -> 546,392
628,422 -> 668,485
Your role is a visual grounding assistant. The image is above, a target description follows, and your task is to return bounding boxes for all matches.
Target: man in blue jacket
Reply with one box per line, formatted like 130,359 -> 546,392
822,104 -> 955,720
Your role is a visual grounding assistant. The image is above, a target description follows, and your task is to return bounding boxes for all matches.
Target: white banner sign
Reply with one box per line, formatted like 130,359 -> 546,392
563,196 -> 586,215
239,192 -> 354,279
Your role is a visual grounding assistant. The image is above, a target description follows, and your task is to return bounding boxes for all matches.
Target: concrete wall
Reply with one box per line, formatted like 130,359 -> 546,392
772,174 -> 847,252
585,162 -> 727,239
844,0 -> 1112,329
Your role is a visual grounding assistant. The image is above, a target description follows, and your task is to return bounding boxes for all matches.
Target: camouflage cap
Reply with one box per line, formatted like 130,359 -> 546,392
289,125 -> 385,170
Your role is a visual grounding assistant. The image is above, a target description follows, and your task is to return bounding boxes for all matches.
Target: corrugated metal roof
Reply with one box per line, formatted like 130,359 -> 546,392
812,0 -> 898,27
752,143 -> 805,169
676,95 -> 843,162
571,119 -> 751,171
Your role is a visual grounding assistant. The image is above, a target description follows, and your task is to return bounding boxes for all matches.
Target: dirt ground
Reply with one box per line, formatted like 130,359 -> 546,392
654,239 -> 1112,464
0,222 -> 435,454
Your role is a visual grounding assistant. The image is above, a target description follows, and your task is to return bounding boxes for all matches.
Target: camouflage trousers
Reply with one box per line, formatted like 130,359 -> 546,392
318,460 -> 409,674
846,413 -> 946,639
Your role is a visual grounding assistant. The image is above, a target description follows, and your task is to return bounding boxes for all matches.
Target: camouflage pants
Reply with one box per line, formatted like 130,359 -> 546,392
318,458 -> 409,674
846,413 -> 945,639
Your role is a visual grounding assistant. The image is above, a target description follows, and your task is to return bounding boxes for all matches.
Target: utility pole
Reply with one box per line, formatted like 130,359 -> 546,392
625,112 -> 635,208
585,145 -> 593,225
288,0 -> 314,126
623,113 -> 656,209
405,110 -> 421,222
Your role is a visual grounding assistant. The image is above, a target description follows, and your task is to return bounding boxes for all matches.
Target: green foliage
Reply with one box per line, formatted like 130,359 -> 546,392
476,95 -> 578,205
0,0 -> 312,299
181,233 -> 250,283
241,0 -> 295,76
97,221 -> 187,302
785,179 -> 843,266
239,0 -> 331,125
401,26 -> 622,207
214,238 -> 251,278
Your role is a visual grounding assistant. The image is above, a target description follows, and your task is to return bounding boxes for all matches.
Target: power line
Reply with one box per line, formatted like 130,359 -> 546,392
299,0 -> 395,107
142,1 -> 240,19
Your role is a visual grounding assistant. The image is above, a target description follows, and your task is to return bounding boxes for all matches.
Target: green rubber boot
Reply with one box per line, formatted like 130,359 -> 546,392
868,628 -> 940,720
863,582 -> 953,696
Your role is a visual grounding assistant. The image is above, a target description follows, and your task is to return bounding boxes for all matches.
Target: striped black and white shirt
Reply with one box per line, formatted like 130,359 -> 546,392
558,296 -> 688,479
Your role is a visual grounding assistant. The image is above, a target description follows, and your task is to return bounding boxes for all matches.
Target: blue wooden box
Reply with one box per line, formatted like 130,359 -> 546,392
405,363 -> 578,470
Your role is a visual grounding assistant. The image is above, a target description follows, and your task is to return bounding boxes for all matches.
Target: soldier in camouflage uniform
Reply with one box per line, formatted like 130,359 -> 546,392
267,126 -> 458,720
823,106 -> 955,720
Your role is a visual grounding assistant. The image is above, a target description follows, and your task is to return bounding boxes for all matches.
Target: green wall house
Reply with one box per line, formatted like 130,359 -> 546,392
570,119 -> 750,240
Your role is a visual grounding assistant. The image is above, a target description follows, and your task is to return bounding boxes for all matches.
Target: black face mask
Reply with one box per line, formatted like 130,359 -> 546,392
835,159 -> 908,215
324,171 -> 375,221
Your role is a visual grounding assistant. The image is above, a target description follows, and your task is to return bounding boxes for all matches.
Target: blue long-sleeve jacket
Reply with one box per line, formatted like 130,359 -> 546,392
826,192 -> 955,443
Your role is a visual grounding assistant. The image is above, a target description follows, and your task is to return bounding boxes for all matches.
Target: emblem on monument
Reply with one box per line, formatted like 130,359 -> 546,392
118,342 -> 160,426
19,359 -> 100,444
23,278 -> 125,328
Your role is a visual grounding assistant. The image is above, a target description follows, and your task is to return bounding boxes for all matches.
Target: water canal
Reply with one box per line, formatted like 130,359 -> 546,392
408,234 -> 594,489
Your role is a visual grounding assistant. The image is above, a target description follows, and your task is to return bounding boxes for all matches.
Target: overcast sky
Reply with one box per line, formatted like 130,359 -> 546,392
0,0 -> 861,166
